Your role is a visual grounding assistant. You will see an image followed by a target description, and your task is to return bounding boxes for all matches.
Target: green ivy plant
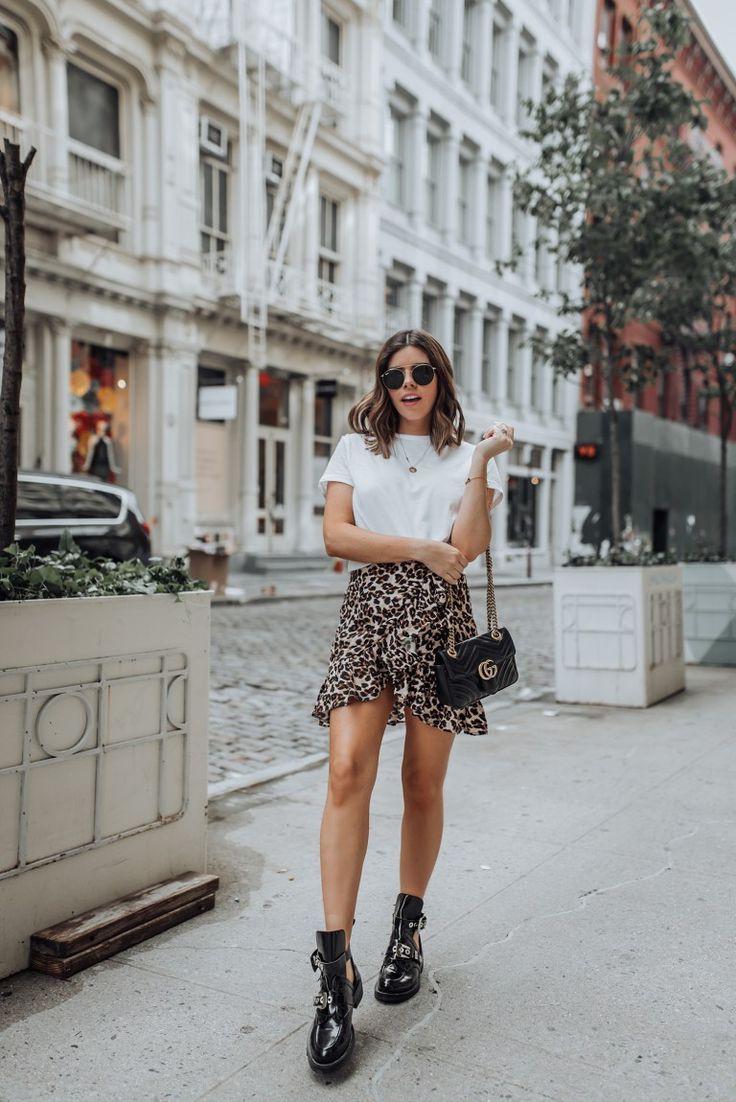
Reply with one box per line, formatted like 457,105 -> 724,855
0,532 -> 209,602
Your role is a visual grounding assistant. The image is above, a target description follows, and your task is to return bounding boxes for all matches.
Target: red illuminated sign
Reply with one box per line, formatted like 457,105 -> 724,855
575,443 -> 599,460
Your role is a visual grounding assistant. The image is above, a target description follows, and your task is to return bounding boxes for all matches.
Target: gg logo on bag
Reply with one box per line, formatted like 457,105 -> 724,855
478,659 -> 498,681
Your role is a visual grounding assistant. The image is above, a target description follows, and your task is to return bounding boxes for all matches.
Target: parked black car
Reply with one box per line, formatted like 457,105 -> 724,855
14,471 -> 152,562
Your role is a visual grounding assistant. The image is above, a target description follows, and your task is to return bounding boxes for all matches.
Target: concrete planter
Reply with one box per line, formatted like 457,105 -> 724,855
554,565 -> 685,707
682,561 -> 736,666
0,590 -> 211,979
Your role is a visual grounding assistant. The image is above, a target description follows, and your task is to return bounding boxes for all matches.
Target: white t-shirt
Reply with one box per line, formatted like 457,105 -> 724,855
318,432 -> 504,570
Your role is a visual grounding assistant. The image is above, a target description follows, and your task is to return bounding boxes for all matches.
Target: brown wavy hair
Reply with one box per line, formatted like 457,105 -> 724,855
348,329 -> 465,458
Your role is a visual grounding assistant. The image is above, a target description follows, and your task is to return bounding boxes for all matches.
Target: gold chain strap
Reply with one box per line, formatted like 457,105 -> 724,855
446,548 -> 501,658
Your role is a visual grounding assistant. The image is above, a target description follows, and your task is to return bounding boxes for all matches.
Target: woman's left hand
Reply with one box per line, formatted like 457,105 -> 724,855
475,421 -> 515,460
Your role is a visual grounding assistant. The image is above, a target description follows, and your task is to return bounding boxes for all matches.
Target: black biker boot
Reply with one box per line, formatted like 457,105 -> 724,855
374,892 -> 427,1003
307,928 -> 363,1073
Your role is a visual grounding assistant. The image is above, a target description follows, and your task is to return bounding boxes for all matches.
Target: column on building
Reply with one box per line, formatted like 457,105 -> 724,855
492,311 -> 510,406
492,448 -> 509,561
355,190 -> 380,332
471,151 -> 488,264
407,105 -> 428,230
45,42 -> 68,194
442,130 -> 459,246
445,0 -> 465,84
467,301 -> 484,402
239,362 -> 260,550
538,445 -> 553,562
303,166 -> 320,311
50,319 -> 71,473
519,320 -> 533,411
499,164 -> 514,264
501,20 -> 520,129
413,1 -> 430,60
298,375 -> 316,551
438,288 -> 455,359
473,0 -> 495,104
407,275 -> 424,328
142,98 -> 160,259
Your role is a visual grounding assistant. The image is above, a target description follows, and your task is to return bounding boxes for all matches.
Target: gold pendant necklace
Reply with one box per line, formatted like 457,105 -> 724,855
395,435 -> 432,473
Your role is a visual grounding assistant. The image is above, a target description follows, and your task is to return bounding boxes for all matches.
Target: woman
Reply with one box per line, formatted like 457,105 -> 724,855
307,329 -> 514,1073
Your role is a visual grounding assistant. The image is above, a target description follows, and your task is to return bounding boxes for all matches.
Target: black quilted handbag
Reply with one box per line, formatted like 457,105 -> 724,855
435,549 -> 519,709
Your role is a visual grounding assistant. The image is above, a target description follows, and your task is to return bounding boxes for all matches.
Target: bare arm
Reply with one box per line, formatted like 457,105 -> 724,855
449,451 -> 492,562
323,482 -> 468,582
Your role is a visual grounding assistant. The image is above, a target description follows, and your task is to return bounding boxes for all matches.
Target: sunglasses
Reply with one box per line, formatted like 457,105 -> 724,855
381,363 -> 437,390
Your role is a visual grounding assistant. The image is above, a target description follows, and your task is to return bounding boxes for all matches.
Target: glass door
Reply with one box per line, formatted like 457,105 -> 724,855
256,428 -> 289,550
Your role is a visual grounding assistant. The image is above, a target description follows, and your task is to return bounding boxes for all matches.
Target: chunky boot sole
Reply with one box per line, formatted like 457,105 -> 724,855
307,975 -> 363,1074
373,974 -> 421,1004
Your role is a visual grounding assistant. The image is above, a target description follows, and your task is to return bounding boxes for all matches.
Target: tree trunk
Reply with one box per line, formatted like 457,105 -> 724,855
603,334 -> 621,547
0,139 -> 36,551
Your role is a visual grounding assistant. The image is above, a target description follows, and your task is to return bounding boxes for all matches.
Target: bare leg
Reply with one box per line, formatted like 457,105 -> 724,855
320,684 -> 395,981
399,710 -> 455,945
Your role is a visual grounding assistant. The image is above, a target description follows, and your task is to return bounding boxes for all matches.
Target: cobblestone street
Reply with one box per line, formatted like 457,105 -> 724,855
208,583 -> 554,788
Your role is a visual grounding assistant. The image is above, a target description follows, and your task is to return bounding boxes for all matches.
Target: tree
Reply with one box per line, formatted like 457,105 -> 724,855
504,5 -> 710,548
0,138 -> 36,551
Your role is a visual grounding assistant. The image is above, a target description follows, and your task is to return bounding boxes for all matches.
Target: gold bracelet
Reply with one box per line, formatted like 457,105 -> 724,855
465,475 -> 487,484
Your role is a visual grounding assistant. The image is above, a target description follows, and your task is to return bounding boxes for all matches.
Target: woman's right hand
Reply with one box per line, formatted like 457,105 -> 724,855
414,540 -> 468,583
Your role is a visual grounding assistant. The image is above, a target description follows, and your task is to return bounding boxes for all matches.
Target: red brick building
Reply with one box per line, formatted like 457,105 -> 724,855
588,0 -> 736,443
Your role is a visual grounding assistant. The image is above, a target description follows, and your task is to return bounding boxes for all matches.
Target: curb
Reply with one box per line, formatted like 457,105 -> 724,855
213,575 -> 553,607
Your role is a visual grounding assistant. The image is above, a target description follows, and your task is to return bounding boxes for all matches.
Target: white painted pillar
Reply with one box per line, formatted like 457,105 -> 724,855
474,0 -> 494,103
445,0 -> 465,84
442,130 -> 459,246
46,43 -> 69,195
298,375 -> 316,550
492,448 -> 509,560
542,342 -> 554,418
50,320 -> 71,473
467,302 -> 484,402
499,166 -> 514,263
471,152 -> 487,263
408,106 -> 427,229
438,289 -> 455,360
493,311 -> 510,405
240,362 -> 260,551
407,276 -> 424,327
538,445 -> 552,558
413,0 -> 430,59
142,99 -> 159,259
519,322 -> 533,413
501,21 -> 520,129
304,167 -> 320,311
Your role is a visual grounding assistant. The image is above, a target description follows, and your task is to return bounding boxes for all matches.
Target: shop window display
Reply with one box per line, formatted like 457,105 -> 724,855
70,341 -> 129,484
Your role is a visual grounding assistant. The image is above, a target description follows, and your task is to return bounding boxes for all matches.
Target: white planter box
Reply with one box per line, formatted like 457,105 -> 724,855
553,565 -> 685,707
0,590 -> 211,979
682,561 -> 736,666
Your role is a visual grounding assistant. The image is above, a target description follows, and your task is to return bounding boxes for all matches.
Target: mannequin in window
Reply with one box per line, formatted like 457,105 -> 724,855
83,417 -> 121,483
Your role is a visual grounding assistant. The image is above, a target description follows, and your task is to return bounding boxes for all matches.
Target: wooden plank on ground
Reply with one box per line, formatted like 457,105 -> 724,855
31,892 -> 217,979
30,872 -> 219,959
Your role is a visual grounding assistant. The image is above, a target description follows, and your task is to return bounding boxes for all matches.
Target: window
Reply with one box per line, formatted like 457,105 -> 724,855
313,387 -> 334,516
0,23 -> 20,115
482,318 -> 495,394
516,48 -> 533,128
259,371 -> 290,428
620,17 -> 633,60
534,221 -> 546,286
67,63 -> 120,158
319,194 -> 340,284
386,106 -> 407,208
422,292 -> 437,333
322,12 -> 341,65
541,58 -> 558,103
425,132 -> 441,227
58,484 -> 121,520
428,0 -> 442,59
453,307 -> 467,383
392,0 -> 409,29
385,277 -> 407,332
530,336 -> 544,409
457,155 -> 472,244
200,154 -> 229,261
490,22 -> 501,109
486,174 -> 500,258
511,201 -> 526,262
506,474 -> 538,546
461,1 -> 475,85
598,1 -> 615,63
552,370 -> 563,415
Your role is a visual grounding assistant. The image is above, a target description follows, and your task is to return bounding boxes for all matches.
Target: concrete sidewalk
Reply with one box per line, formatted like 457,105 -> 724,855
1,667 -> 734,1101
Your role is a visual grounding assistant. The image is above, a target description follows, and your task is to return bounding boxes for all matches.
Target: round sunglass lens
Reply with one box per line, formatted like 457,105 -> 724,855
413,364 -> 434,385
383,369 -> 404,389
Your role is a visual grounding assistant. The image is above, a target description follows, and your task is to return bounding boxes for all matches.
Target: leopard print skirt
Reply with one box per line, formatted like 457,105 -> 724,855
312,560 -> 488,737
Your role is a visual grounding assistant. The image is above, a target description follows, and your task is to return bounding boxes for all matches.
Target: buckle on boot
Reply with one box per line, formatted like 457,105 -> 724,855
313,990 -> 330,1008
310,949 -> 325,974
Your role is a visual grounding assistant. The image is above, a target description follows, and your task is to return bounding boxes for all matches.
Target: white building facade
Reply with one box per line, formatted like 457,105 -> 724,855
379,0 -> 595,569
1,0 -> 594,565
1,0 -> 383,559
